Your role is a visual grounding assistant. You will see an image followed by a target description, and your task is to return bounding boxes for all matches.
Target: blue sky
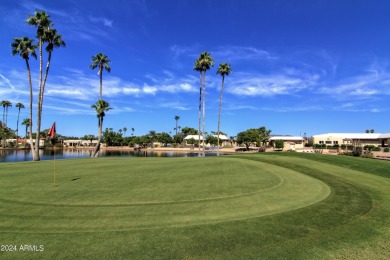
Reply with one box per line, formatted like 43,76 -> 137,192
1,0 -> 390,138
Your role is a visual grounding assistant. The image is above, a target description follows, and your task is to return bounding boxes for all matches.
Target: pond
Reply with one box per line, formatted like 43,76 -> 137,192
0,148 -> 222,162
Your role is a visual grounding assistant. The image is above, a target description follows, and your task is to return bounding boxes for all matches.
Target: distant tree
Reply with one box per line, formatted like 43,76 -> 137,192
91,99 -> 112,157
174,116 -> 180,135
257,126 -> 271,147
156,132 -> 173,144
1,100 -> 12,148
365,129 -> 370,133
21,118 -> 31,140
1,101 -> 12,126
131,127 -> 135,136
206,135 -> 218,146
236,128 -> 259,151
123,127 -> 127,137
181,127 -> 198,136
173,133 -> 184,145
216,62 -> 232,155
140,135 -> 151,147
90,53 -> 111,100
15,103 -> 25,142
370,129 -> 375,133
236,127 -> 271,151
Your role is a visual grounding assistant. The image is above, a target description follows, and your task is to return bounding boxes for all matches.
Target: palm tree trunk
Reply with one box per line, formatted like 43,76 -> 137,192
202,72 -> 206,157
16,108 -> 21,149
92,116 -> 103,157
2,107 -> 5,148
25,59 -> 35,157
34,38 -> 44,161
198,72 -> 202,157
40,51 -> 52,115
99,66 -> 103,100
217,75 -> 225,156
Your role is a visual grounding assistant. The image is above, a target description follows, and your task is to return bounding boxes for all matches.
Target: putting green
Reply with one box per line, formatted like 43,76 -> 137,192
0,157 -> 330,232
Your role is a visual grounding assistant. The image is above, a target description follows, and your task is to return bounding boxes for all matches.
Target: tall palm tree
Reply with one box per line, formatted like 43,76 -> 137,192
216,63 -> 232,156
11,37 -> 37,153
123,127 -> 127,137
26,10 -> 65,161
131,128 -> 135,136
15,103 -> 25,147
90,53 -> 111,100
1,101 -> 12,148
194,52 -> 214,156
91,99 -> 112,157
174,116 -> 180,135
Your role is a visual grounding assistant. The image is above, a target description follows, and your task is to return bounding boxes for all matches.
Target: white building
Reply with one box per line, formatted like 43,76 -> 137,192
312,133 -> 390,147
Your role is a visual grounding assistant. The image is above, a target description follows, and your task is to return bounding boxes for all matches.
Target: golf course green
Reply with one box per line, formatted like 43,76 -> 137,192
0,153 -> 389,259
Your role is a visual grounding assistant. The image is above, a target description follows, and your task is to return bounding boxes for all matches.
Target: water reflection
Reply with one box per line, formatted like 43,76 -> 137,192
0,149 -> 220,162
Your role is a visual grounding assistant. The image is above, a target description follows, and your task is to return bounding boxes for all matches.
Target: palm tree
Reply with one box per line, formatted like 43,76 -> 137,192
123,127 -> 127,137
22,118 -> 31,141
90,53 -> 111,100
131,128 -> 135,136
26,10 -> 65,161
174,116 -> 180,135
11,37 -> 37,153
216,63 -> 232,156
194,52 -> 214,156
1,101 -> 12,148
15,103 -> 25,147
91,99 -> 112,157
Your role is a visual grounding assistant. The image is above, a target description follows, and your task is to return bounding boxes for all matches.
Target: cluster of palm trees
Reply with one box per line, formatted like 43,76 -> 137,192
0,100 -> 27,148
11,10 -> 65,161
194,52 -> 232,156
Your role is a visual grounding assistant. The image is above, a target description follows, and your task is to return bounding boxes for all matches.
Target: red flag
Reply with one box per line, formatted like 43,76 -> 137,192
48,122 -> 56,139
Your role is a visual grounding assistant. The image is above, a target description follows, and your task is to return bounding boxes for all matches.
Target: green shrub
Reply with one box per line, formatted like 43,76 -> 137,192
340,144 -> 347,149
274,140 -> 284,149
384,147 -> 389,152
372,147 -> 381,152
351,147 -> 363,157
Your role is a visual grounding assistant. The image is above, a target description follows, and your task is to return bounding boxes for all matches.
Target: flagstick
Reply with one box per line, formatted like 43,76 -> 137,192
53,145 -> 56,186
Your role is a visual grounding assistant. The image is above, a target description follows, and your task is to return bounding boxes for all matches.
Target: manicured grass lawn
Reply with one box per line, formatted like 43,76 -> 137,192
0,153 -> 389,259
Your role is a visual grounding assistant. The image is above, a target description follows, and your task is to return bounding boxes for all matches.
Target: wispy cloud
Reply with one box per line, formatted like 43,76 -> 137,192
89,16 -> 113,27
227,72 -> 319,97
318,69 -> 390,98
169,44 -> 277,62
2,67 -> 199,104
213,46 -> 278,61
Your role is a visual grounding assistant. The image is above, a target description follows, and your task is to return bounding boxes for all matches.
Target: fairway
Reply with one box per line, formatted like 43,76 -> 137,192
1,153 -> 390,259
